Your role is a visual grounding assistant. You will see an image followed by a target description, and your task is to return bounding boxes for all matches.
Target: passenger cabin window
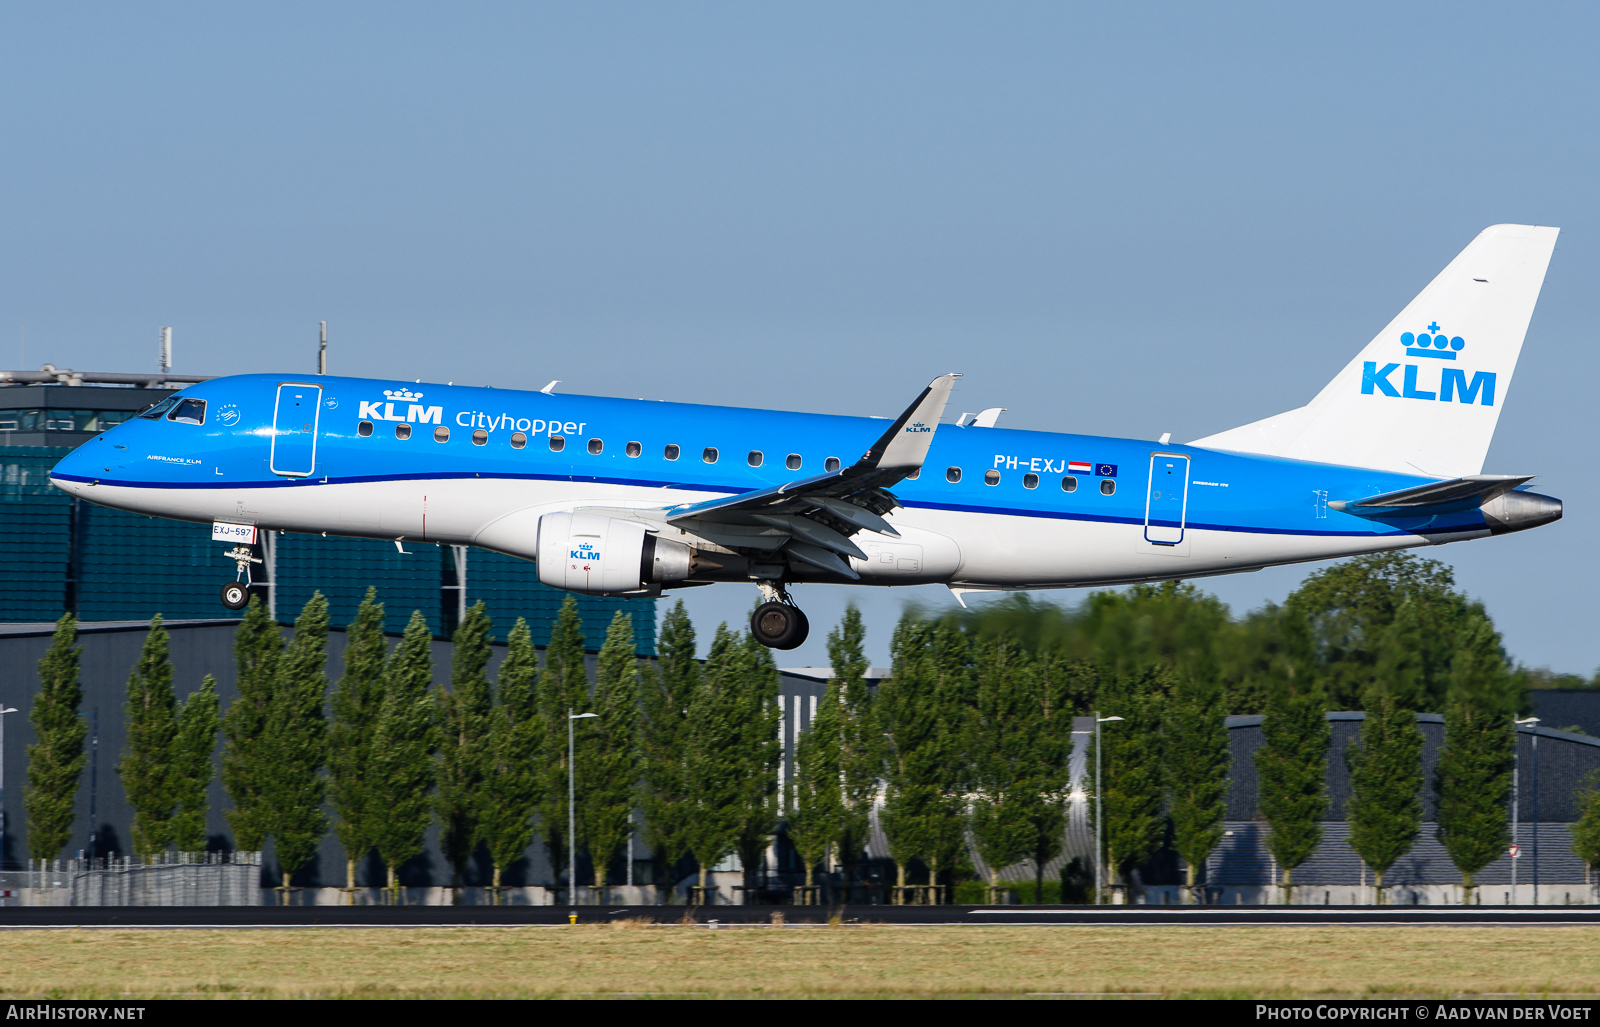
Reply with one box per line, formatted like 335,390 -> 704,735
748,450 -> 763,467
588,438 -> 603,455
550,435 -> 566,452
510,432 -> 527,449
1023,472 -> 1038,489
139,396 -> 180,419
626,441 -> 642,457
1100,478 -> 1116,496
664,444 -> 680,461
984,470 -> 1000,486
702,447 -> 719,464
905,467 -> 920,480
357,421 -> 374,437
472,429 -> 488,445
395,423 -> 412,440
1061,475 -> 1078,492
167,398 -> 207,425
434,426 -> 450,443
786,454 -> 802,470
824,456 -> 840,473
946,467 -> 962,483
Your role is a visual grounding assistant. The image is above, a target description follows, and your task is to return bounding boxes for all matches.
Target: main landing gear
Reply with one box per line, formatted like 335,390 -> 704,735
750,581 -> 809,650
220,545 -> 261,612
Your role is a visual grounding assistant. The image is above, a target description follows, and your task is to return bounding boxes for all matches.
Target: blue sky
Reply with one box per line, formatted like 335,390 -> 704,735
4,2 -> 1596,670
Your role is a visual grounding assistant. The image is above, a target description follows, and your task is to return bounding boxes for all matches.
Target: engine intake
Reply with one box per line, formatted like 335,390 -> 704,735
536,511 -> 694,594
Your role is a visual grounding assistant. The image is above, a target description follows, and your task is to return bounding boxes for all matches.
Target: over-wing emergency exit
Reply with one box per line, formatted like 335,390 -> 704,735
50,224 -> 1564,648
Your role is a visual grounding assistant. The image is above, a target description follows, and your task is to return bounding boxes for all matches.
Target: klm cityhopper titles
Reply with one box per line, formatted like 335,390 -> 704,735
51,224 -> 1564,649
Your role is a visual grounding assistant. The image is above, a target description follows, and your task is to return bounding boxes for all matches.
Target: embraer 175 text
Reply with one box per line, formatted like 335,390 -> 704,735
51,224 -> 1564,649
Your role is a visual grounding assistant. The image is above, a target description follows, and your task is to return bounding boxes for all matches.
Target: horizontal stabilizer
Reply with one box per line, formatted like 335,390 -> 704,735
1330,474 -> 1534,517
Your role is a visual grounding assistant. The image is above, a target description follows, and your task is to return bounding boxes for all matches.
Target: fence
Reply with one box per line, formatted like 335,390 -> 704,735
13,851 -> 261,906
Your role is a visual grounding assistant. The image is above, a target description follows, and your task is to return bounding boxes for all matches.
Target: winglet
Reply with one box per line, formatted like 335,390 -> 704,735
859,374 -> 960,472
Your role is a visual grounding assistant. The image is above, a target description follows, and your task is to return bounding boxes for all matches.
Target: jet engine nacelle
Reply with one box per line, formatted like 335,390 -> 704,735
536,511 -> 692,594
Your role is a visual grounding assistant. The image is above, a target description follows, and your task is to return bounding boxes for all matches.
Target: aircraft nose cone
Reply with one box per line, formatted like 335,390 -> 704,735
49,443 -> 106,493
1481,490 -> 1562,535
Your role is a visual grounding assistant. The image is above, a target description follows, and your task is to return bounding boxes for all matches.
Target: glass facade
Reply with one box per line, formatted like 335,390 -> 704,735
0,447 -> 656,652
0,409 -> 137,434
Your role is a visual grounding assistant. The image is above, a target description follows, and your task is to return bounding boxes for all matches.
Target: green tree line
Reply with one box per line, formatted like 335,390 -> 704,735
14,552 -> 1564,905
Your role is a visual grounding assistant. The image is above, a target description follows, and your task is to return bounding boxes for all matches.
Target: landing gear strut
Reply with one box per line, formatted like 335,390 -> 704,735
220,544 -> 261,611
750,581 -> 809,650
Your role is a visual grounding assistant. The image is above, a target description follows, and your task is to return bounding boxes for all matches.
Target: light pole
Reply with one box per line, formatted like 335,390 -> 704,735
0,706 -> 17,870
1094,714 -> 1124,905
568,710 -> 598,906
1513,716 -> 1539,903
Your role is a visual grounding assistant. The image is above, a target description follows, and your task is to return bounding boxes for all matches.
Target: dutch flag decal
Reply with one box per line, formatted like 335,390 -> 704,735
1068,461 -> 1092,474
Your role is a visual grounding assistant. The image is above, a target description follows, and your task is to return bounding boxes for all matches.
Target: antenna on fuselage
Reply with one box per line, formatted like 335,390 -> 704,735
318,321 -> 327,375
157,327 -> 171,374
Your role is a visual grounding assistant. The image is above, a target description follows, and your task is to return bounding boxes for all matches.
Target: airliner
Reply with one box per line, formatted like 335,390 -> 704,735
49,225 -> 1563,649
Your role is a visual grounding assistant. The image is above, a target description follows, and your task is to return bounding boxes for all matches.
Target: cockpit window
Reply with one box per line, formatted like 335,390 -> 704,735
167,398 -> 207,425
139,396 -> 181,419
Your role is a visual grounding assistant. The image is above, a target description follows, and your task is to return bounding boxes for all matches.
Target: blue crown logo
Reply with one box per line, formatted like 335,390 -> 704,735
1401,322 -> 1464,361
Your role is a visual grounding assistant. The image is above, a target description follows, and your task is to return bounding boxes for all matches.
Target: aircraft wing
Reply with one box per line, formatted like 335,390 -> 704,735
664,374 -> 960,578
1329,474 -> 1534,517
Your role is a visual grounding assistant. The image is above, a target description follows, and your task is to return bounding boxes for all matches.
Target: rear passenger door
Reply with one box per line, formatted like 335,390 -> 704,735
1144,453 -> 1190,545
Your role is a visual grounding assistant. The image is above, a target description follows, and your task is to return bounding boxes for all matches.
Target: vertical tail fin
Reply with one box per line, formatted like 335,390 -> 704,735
1190,224 -> 1558,477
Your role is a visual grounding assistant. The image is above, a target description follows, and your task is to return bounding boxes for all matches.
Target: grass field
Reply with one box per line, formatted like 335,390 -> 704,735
0,923 -> 1597,999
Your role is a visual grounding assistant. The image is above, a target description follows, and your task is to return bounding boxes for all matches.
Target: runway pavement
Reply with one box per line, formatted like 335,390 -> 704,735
1,904 -> 1599,928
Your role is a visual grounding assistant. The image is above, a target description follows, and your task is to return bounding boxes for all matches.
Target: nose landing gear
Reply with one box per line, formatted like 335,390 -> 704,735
220,544 -> 261,611
750,581 -> 809,650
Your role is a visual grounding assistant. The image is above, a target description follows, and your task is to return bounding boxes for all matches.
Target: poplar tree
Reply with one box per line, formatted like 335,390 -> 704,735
436,601 -> 494,896
826,608 -> 876,889
1165,674 -> 1229,903
1094,670 -> 1167,898
265,593 -> 331,897
1570,772 -> 1600,886
223,596 -> 282,851
480,617 -> 542,899
537,596 -> 588,892
578,611 -> 641,900
878,618 -> 939,898
1434,614 -> 1515,903
640,601 -> 698,900
681,623 -> 746,897
786,689 -> 841,896
1344,692 -> 1424,902
170,675 -> 220,851
25,614 -> 86,861
925,621 -> 976,898
120,615 -> 178,855
732,633 -> 782,895
329,589 -> 388,894
1018,651 -> 1076,903
968,638 -> 1040,902
1256,681 -> 1330,901
372,610 -> 437,901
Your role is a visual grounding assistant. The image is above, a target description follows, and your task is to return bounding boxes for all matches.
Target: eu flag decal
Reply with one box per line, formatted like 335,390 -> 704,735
1096,463 -> 1117,478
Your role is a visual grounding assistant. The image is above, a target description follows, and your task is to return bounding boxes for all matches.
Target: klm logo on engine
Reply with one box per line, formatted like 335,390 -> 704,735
570,542 -> 601,562
358,388 -> 444,424
1361,323 -> 1495,406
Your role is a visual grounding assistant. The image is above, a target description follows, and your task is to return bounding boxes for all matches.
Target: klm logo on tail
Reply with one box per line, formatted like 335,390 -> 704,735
1361,323 -> 1495,406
